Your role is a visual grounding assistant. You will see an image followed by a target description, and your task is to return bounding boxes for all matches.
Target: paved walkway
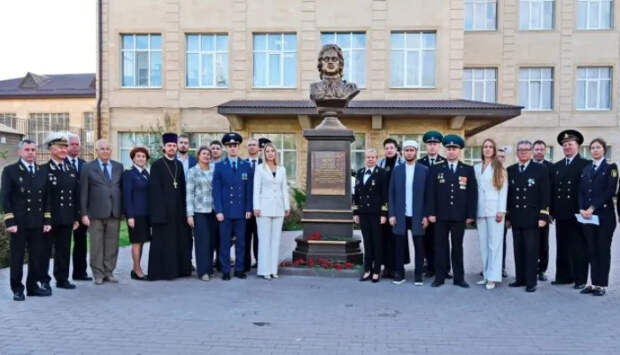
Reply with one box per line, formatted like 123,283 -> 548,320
1,226 -> 619,354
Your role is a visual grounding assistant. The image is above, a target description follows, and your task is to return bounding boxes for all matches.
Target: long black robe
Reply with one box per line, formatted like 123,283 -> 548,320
147,157 -> 192,280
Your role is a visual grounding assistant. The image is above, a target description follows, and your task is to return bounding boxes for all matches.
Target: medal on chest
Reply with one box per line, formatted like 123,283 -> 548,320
458,176 -> 468,189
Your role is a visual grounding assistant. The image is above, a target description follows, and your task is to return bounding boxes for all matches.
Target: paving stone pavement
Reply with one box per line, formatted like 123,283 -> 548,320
1,225 -> 619,355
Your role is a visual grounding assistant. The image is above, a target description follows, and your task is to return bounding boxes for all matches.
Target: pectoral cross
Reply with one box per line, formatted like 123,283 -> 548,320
173,181 -> 178,189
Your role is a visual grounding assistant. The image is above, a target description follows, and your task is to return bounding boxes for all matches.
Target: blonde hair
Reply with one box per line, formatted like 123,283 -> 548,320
262,143 -> 278,168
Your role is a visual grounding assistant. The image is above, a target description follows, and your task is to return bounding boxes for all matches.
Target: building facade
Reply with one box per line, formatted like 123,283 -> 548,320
0,73 -> 96,161
98,0 -> 619,186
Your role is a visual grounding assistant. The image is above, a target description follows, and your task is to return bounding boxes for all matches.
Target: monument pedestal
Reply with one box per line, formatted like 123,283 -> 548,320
292,109 -> 363,264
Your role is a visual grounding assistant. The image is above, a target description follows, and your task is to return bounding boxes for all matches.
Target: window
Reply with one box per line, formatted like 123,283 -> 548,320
186,34 -> 229,88
520,0 -> 554,30
463,146 -> 482,166
389,134 -> 428,157
463,68 -> 497,103
576,67 -> 612,110
28,113 -> 69,147
321,32 -> 366,87
580,145 -> 612,159
465,0 -> 497,31
577,0 -> 613,30
121,34 -> 162,87
390,32 -> 436,88
118,132 -> 160,167
253,33 -> 297,88
189,132 -> 227,159
252,133 -> 297,185
0,113 -> 17,129
545,146 -> 554,161
519,68 -> 554,110
83,112 -> 95,154
351,133 -> 366,171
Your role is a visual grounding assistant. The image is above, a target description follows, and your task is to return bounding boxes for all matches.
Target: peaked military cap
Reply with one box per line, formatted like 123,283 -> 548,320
557,129 -> 584,145
442,134 -> 465,149
423,130 -> 443,143
44,132 -> 69,148
222,132 -> 243,145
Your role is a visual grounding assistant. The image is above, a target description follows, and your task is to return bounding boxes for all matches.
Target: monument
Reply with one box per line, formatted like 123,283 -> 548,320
292,44 -> 363,264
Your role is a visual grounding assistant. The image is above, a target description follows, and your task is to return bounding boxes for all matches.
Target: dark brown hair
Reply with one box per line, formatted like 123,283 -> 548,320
589,138 -> 607,154
130,146 -> 150,160
480,138 -> 505,190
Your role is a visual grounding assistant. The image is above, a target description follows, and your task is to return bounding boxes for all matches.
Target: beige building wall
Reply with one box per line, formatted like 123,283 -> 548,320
100,0 -> 620,178
0,98 -> 95,129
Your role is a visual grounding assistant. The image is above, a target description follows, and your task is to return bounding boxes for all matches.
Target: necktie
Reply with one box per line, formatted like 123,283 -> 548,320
232,161 -> 237,172
251,160 -> 256,168
451,164 -> 456,173
430,158 -> 434,166
28,165 -> 34,176
72,158 -> 77,171
142,169 -> 149,179
519,164 -> 525,172
102,163 -> 111,182
566,158 -> 570,166
58,163 -> 64,172
593,164 -> 598,172
364,169 -> 371,184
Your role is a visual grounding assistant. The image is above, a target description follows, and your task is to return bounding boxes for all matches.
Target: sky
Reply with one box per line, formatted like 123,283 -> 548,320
0,0 -> 95,80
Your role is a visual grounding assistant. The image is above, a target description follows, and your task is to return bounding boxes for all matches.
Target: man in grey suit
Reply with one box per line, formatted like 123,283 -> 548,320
80,139 -> 123,285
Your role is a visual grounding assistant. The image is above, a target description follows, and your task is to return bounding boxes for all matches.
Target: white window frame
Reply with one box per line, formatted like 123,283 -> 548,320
185,34 -> 229,88
390,32 -> 436,88
0,112 -> 17,129
389,134 -> 429,157
519,0 -> 555,30
118,132 -> 160,167
519,67 -> 554,111
320,32 -> 366,88
577,0 -> 614,30
463,68 -> 497,103
121,34 -> 162,88
463,146 -> 483,166
576,67 -> 612,111
252,33 -> 297,88
351,132 -> 367,171
28,113 -> 70,147
188,132 -> 227,157
252,132 -> 297,185
465,0 -> 498,31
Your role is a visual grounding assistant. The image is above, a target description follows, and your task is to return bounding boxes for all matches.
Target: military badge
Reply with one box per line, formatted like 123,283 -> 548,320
528,178 -> 535,186
458,176 -> 468,189
371,180 -> 375,186
438,173 -> 445,183
18,177 -> 22,182
242,173 -> 248,181
612,169 -> 618,178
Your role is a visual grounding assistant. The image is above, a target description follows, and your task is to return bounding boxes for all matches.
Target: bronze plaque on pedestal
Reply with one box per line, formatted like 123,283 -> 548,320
310,151 -> 346,195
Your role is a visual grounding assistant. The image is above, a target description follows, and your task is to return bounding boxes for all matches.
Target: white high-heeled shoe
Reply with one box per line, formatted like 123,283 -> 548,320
476,279 -> 486,285
486,282 -> 496,290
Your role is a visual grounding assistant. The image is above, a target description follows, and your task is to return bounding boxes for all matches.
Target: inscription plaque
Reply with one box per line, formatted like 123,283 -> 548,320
310,151 -> 346,195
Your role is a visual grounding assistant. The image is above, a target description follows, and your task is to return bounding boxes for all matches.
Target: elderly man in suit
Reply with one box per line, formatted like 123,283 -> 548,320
80,139 -> 123,285
65,133 -> 92,281
388,140 -> 430,285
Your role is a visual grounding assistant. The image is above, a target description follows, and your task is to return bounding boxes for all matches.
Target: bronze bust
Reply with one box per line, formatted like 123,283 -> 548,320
310,44 -> 359,104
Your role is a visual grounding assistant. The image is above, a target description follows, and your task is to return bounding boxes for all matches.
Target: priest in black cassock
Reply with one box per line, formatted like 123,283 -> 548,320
147,132 -> 192,280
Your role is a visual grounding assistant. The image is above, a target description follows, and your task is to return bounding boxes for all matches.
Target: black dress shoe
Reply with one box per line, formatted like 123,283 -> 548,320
573,283 -> 586,290
130,271 -> 148,281
234,272 -> 247,279
509,281 -> 525,287
431,280 -> 444,287
371,274 -> 380,283
454,280 -> 470,288
222,273 -> 231,281
526,286 -> 537,292
73,275 -> 93,281
13,291 -> 25,301
479,271 -> 483,277
57,281 -> 76,289
580,286 -> 595,294
502,270 -> 508,278
251,263 -> 257,269
27,287 -> 51,297
359,273 -> 371,282
538,272 -> 548,282
446,273 -> 453,279
593,288 -> 606,296
41,282 -> 52,292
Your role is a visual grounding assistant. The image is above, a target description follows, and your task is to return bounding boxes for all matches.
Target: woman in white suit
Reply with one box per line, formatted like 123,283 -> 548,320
253,143 -> 290,279
474,138 -> 508,289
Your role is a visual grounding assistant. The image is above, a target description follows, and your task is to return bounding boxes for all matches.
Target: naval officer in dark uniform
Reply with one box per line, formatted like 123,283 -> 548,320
1,139 -> 52,301
532,140 -> 554,281
353,148 -> 388,283
578,138 -> 618,296
427,134 -> 477,288
506,140 -> 550,293
418,130 -> 448,278
40,133 -> 80,291
551,130 -> 590,289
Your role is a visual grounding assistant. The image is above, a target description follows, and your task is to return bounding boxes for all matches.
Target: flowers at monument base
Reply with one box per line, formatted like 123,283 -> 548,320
307,231 -> 321,240
280,258 -> 357,270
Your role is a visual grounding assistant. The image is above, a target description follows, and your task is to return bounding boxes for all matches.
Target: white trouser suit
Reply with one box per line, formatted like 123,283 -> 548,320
474,163 -> 508,283
253,164 -> 290,277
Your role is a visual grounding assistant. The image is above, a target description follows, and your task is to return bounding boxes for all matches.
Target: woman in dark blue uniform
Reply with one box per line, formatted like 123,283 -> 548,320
578,138 -> 618,296
122,146 -> 151,281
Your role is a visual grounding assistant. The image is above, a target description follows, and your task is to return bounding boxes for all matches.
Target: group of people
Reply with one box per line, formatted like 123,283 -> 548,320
3,127 -> 617,301
2,131 -> 290,301
354,129 -> 617,296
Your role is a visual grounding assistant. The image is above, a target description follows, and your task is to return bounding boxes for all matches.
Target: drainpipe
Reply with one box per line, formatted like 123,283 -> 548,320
96,0 -> 103,139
